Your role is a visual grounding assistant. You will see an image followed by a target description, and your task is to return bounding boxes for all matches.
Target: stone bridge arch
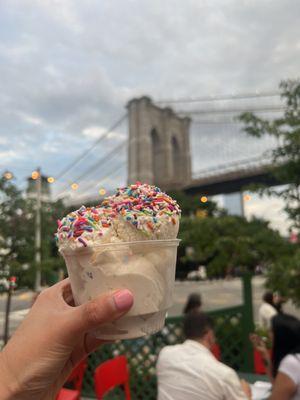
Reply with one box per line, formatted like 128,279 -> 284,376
127,96 -> 191,190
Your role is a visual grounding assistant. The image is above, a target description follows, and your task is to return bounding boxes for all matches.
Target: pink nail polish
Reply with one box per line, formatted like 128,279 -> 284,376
113,289 -> 134,311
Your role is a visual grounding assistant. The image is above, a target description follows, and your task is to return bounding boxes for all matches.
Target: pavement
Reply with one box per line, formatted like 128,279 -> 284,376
170,277 -> 300,320
0,290 -> 33,340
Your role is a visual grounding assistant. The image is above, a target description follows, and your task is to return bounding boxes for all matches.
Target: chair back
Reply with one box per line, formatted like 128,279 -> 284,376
254,349 -> 272,375
94,355 -> 131,400
66,359 -> 87,392
211,343 -> 221,360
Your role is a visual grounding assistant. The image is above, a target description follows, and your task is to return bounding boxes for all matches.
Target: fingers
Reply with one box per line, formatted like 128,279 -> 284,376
72,289 -> 134,333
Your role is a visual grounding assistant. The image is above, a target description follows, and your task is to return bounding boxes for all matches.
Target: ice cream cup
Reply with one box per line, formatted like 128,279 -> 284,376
60,239 -> 180,340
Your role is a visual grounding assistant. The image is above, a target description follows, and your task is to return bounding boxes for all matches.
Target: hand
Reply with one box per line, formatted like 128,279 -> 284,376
240,379 -> 252,399
249,333 -> 270,360
0,279 -> 134,400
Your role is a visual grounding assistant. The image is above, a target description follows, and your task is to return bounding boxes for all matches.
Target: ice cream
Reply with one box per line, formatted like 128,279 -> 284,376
56,182 -> 181,339
56,182 -> 180,249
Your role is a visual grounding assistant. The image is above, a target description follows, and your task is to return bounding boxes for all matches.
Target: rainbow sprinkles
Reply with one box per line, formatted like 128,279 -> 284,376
55,182 -> 181,248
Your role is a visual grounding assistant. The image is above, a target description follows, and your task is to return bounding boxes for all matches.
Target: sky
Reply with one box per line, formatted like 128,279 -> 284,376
0,0 -> 299,234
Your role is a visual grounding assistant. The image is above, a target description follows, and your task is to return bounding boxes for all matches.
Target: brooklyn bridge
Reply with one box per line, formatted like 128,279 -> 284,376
53,90 -> 283,205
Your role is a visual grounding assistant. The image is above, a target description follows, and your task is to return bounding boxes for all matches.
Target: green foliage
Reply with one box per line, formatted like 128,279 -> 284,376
239,79 -> 300,305
0,177 -> 32,268
239,79 -> 300,230
169,190 -> 223,217
0,177 -> 66,288
265,250 -> 300,307
178,215 -> 294,278
254,325 -> 272,349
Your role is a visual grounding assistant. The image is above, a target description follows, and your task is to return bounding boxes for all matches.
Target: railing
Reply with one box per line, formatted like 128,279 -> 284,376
82,275 -> 254,398
192,155 -> 273,181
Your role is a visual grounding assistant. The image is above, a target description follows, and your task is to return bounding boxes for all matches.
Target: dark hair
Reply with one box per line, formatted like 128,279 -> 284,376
263,291 -> 274,306
183,293 -> 202,314
183,312 -> 214,339
272,313 -> 300,377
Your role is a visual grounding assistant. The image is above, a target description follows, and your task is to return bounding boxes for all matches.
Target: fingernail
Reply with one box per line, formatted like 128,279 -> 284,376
113,289 -> 134,311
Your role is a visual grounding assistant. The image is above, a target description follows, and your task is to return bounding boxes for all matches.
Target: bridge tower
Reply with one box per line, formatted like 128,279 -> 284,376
127,96 -> 191,190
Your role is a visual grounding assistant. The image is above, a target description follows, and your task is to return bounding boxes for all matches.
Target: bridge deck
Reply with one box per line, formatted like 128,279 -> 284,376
184,164 -> 279,196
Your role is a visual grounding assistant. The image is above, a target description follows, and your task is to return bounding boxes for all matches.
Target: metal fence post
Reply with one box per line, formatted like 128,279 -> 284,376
242,272 -> 255,372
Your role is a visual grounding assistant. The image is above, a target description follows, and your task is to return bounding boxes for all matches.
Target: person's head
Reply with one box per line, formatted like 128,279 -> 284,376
263,291 -> 274,306
183,312 -> 215,348
272,313 -> 300,377
183,293 -> 202,314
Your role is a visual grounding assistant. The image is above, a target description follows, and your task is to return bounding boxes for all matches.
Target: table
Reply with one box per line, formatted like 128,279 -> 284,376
239,372 -> 270,384
239,373 -> 271,400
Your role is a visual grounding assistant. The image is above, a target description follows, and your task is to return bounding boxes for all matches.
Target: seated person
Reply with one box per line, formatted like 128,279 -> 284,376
258,291 -> 278,330
251,313 -> 300,400
183,292 -> 202,314
157,312 -> 251,400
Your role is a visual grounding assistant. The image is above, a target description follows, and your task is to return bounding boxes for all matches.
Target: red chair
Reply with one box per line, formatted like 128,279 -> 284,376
254,349 -> 272,375
94,355 -> 131,400
211,343 -> 221,360
56,360 -> 87,400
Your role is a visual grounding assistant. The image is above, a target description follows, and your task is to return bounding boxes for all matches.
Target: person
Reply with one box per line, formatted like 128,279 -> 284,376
273,292 -> 286,314
183,292 -> 202,314
157,312 -> 251,400
250,313 -> 300,399
0,278 -> 134,400
258,291 -> 278,330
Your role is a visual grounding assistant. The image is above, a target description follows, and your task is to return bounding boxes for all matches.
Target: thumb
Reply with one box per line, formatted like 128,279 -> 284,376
72,289 -> 134,333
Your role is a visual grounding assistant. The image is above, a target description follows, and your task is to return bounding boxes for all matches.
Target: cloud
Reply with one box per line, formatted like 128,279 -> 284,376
0,149 -> 19,163
0,0 -> 299,231
244,189 -> 291,236
82,126 -> 125,141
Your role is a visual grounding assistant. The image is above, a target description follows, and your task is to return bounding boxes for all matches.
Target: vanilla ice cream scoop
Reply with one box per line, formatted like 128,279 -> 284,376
101,182 -> 181,241
56,182 -> 181,249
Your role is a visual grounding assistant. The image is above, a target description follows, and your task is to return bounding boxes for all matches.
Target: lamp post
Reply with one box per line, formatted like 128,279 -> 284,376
33,168 -> 42,291
3,276 -> 17,345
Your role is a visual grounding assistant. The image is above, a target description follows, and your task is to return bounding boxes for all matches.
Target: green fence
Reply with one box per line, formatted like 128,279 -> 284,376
82,275 -> 254,399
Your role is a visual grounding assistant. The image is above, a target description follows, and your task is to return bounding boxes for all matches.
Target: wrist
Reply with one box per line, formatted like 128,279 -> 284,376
0,351 -> 21,399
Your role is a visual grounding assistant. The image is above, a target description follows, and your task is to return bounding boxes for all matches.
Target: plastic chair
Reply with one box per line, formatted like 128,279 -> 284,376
56,360 -> 87,400
94,355 -> 131,399
56,390 -> 79,400
254,349 -> 272,375
211,343 -> 221,360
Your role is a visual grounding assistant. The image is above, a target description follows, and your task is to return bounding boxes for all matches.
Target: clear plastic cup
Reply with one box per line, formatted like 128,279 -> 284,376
60,239 -> 180,339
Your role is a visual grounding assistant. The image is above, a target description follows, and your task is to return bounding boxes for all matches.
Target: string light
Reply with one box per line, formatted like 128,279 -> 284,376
71,183 -> 79,190
244,194 -> 252,202
99,188 -> 106,196
31,171 -> 40,180
200,196 -> 208,203
47,177 -> 55,183
3,171 -> 13,180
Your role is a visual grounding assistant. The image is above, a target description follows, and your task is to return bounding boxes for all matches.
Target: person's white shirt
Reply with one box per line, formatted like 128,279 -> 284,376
278,353 -> 300,400
258,302 -> 277,330
157,339 -> 247,400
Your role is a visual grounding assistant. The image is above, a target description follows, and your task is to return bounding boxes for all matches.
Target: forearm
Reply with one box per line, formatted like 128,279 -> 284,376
241,389 -> 251,400
262,354 -> 274,384
240,380 -> 252,399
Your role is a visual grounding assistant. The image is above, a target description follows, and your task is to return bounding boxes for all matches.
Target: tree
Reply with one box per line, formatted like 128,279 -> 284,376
265,250 -> 300,307
177,215 -> 295,279
0,177 -> 29,268
239,79 -> 300,231
0,176 -> 66,288
168,190 -> 223,217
